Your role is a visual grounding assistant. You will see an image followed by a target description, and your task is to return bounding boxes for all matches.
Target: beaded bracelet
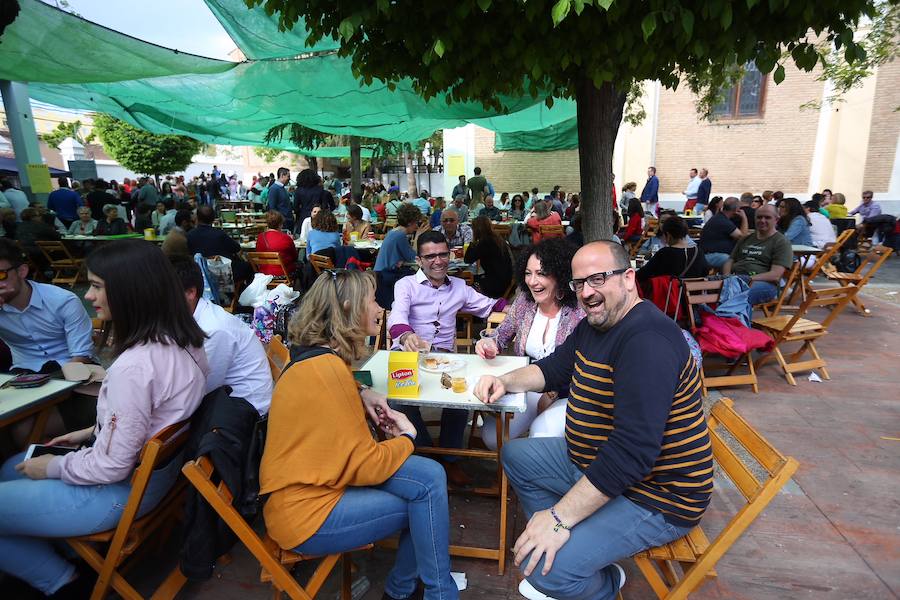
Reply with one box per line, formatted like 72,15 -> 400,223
550,506 -> 571,533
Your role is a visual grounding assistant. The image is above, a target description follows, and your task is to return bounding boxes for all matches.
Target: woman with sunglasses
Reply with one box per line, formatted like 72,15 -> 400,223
0,240 -> 208,597
261,270 -> 457,600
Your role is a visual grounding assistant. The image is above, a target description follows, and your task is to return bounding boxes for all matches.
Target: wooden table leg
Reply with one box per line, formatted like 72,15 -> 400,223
26,406 -> 53,445
496,412 -> 512,575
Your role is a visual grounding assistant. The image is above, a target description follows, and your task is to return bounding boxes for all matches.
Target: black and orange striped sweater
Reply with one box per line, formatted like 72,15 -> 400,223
536,301 -> 713,528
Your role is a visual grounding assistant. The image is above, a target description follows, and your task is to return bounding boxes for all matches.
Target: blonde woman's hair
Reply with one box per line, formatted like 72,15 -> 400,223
832,192 -> 846,205
288,269 -> 376,364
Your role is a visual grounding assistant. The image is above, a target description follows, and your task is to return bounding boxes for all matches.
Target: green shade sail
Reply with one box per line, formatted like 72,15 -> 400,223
1,0 -> 579,151
0,0 -> 234,84
494,117 -> 579,152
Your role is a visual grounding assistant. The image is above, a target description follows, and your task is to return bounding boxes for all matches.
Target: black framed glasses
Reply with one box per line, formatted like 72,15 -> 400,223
569,268 -> 629,292
418,252 -> 451,262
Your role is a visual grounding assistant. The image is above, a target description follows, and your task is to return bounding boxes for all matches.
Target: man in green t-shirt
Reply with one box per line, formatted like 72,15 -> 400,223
467,167 -> 488,209
722,204 -> 793,305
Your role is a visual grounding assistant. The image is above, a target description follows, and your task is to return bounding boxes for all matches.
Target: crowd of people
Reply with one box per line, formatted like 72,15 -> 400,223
0,155 -> 893,600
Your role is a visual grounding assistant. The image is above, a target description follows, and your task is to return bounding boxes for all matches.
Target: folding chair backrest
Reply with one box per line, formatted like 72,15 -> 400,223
267,334 -> 291,380
455,313 -> 475,353
485,311 -> 506,332
308,253 -> 335,275
221,210 -> 237,223
248,251 -> 290,281
805,285 -> 859,329
491,223 -> 512,238
539,224 -> 565,239
805,228 -> 853,280
763,261 -> 801,316
181,457 -> 316,600
681,278 -> 723,331
36,240 -> 74,263
855,245 -> 893,287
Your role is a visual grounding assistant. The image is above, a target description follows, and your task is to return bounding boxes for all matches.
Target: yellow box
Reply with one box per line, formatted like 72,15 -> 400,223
388,351 -> 419,398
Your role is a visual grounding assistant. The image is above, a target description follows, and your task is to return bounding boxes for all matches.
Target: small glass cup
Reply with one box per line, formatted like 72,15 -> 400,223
479,328 -> 499,360
449,363 -> 468,394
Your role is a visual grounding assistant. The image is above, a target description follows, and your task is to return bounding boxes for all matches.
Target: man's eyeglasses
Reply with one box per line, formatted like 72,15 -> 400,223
862,195 -> 873,200
0,266 -> 18,281
569,268 -> 629,292
441,218 -> 458,223
419,252 -> 451,262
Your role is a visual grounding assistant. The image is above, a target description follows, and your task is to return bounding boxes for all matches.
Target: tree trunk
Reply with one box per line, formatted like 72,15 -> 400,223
404,151 -> 418,197
576,80 -> 626,242
304,155 -> 318,173
350,137 -> 362,199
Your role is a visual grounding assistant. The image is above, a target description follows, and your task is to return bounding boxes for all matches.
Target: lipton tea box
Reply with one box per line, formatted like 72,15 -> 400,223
388,351 -> 419,398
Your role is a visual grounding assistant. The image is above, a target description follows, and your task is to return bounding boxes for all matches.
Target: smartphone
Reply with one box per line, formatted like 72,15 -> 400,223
3,373 -> 51,389
24,444 -> 78,460
353,370 -> 373,387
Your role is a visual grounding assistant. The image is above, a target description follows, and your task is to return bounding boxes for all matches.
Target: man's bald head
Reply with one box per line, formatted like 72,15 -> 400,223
575,240 -> 631,272
756,204 -> 776,218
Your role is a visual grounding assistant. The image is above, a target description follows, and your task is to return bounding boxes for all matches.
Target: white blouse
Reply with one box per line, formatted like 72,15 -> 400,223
525,310 -> 561,361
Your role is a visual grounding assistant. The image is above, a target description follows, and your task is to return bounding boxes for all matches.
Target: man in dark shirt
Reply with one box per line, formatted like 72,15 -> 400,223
477,195 -> 502,221
699,196 -> 748,269
47,177 -> 83,227
186,205 -> 252,282
475,241 -> 711,600
267,167 -> 293,230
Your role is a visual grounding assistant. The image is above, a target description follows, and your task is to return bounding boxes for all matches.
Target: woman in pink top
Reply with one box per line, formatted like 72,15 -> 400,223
0,240 -> 209,597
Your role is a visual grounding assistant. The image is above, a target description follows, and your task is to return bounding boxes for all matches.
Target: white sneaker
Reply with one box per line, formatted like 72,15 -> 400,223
518,579 -> 557,600
517,564 -> 625,600
612,563 -> 626,589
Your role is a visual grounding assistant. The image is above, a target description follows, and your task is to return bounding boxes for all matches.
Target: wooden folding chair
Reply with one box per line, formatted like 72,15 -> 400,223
752,284 -> 858,385
457,270 -> 475,287
36,240 -> 84,287
308,253 -> 335,276
65,421 -> 190,600
683,278 -> 758,395
248,251 -> 291,287
633,398 -> 799,600
628,218 -> 658,258
266,334 -> 291,380
822,245 -> 893,315
181,456 -> 366,599
539,224 -> 565,239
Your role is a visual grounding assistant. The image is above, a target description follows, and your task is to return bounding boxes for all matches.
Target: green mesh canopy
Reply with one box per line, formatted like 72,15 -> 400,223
1,0 -> 578,150
495,117 -> 579,151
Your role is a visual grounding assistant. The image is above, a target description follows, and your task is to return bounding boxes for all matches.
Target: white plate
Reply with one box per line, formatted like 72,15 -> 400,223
419,355 -> 466,373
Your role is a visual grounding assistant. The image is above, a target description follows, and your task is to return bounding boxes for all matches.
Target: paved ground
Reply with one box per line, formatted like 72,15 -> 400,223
13,254 -> 900,600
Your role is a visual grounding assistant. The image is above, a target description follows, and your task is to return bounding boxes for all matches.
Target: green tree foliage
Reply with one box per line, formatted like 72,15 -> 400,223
40,119 -> 94,148
253,145 -> 288,163
91,113 -> 203,179
248,0 -> 875,241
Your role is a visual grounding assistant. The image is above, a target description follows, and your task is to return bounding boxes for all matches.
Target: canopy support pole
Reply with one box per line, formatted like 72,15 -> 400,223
0,80 -> 47,205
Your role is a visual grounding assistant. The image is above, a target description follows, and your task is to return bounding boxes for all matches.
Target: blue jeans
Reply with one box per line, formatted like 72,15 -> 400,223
293,455 -> 457,600
746,280 -> 778,305
502,438 -> 690,600
0,451 -> 182,594
704,252 -> 730,269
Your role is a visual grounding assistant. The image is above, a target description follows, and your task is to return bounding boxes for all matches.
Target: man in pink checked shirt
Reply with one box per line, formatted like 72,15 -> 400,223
387,230 -> 507,486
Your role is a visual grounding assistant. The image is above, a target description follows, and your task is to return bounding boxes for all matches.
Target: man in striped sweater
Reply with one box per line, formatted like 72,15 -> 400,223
475,241 -> 712,600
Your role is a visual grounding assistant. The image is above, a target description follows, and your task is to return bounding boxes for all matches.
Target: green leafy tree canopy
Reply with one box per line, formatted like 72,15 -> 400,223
248,0 -> 875,241
91,113 -> 203,178
40,119 -> 94,149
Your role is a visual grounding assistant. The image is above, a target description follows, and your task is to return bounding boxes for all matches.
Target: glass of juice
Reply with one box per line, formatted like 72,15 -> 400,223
450,363 -> 468,394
